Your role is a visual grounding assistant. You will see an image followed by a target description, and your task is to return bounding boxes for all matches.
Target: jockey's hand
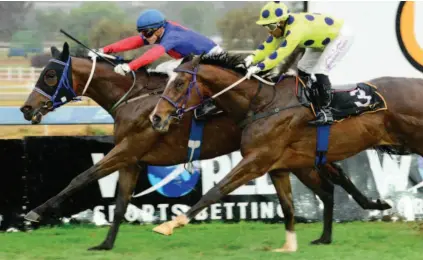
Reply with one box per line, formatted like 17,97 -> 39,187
114,63 -> 132,76
244,55 -> 254,68
88,48 -> 104,58
246,65 -> 261,79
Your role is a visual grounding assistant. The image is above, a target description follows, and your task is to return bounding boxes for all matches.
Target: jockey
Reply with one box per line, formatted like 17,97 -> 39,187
89,9 -> 223,76
243,1 -> 354,126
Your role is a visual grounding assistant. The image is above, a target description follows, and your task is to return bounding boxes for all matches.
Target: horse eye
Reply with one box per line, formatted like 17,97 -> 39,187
44,70 -> 58,87
175,81 -> 184,90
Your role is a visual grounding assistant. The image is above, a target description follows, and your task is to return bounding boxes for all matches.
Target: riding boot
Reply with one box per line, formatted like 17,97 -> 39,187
308,74 -> 334,126
297,69 -> 312,88
194,99 -> 220,119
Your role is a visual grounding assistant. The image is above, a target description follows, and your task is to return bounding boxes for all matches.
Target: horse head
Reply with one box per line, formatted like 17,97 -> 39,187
20,42 -> 165,124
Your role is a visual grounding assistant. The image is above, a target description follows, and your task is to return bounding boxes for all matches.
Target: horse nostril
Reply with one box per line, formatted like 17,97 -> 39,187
20,106 -> 31,113
153,114 -> 162,124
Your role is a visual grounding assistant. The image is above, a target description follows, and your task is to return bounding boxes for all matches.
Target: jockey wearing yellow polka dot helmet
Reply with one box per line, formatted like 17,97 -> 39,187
244,1 -> 354,126
256,1 -> 290,28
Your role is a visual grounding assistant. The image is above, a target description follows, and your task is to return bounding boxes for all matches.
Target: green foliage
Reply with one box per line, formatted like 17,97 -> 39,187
0,2 -> 33,41
216,2 -> 305,50
65,2 -> 128,51
34,9 -> 68,40
217,3 -> 269,50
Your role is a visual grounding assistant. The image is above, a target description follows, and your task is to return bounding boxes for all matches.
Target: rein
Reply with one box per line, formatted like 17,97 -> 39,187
159,63 -> 302,127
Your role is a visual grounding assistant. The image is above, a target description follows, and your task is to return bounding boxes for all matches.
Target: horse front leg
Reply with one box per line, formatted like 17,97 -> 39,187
88,162 -> 144,251
269,170 -> 298,252
25,138 -> 137,222
152,153 -> 271,236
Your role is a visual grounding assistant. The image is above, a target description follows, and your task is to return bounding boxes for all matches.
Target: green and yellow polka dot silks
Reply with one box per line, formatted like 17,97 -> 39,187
252,2 -> 344,72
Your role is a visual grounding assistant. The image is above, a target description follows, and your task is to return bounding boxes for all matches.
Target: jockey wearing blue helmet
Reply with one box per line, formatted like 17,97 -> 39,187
89,9 -> 223,76
136,9 -> 166,32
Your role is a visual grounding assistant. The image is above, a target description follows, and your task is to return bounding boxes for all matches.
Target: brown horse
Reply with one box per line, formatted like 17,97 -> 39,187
20,42 -> 388,251
150,53 -> 420,246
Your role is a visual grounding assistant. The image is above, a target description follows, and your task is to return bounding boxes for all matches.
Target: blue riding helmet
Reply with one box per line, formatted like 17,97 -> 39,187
136,9 -> 166,31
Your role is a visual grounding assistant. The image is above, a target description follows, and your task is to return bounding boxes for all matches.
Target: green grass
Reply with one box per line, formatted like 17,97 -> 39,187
0,222 -> 421,260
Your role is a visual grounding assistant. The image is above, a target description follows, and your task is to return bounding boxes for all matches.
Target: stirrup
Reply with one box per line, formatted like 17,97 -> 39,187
308,109 -> 333,126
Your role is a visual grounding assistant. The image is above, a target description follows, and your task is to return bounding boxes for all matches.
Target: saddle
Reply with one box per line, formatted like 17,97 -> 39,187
296,79 -> 388,122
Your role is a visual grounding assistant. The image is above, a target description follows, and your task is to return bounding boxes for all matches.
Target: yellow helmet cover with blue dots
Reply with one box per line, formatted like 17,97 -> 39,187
256,1 -> 290,25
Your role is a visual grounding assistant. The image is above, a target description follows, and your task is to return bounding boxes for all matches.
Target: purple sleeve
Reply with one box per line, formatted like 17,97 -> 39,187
159,34 -> 182,51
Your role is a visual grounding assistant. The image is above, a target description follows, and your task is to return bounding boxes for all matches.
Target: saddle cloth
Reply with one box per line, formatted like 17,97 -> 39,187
297,81 -> 387,122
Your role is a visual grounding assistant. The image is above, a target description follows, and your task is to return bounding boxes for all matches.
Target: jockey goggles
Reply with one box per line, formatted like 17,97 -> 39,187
263,23 -> 278,31
137,27 -> 158,38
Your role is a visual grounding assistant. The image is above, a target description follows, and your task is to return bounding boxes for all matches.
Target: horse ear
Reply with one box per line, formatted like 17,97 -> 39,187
51,46 -> 61,59
60,42 -> 70,61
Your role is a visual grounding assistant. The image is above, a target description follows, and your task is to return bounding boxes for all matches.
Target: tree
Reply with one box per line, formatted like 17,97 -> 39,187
89,18 -> 137,59
216,2 -> 305,50
0,2 -> 33,41
34,9 -> 68,40
65,2 -> 127,49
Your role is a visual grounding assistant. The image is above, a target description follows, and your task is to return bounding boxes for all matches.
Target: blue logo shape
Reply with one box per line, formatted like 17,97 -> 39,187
147,164 -> 200,198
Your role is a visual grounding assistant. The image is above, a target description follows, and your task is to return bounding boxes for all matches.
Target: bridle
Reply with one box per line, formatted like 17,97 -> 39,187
159,63 -> 276,120
33,55 -> 138,114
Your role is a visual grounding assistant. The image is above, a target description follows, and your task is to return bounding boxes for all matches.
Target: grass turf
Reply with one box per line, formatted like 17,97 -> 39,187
0,221 -> 421,260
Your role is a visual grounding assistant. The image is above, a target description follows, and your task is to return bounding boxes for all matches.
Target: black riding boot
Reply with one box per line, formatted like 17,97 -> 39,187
308,74 -> 334,126
298,69 -> 312,88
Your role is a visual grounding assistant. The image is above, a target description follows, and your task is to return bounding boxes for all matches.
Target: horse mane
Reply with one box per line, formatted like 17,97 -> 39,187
182,52 -> 247,75
181,49 -> 303,79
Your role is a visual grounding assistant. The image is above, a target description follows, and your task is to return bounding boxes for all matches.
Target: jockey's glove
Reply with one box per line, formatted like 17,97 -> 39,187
244,55 -> 254,68
114,63 -> 132,76
88,48 -> 104,58
246,65 -> 261,79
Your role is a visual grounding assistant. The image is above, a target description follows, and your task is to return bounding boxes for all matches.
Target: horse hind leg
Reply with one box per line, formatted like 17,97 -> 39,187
269,170 -> 297,253
292,167 -> 334,245
88,162 -> 143,251
323,163 -> 391,210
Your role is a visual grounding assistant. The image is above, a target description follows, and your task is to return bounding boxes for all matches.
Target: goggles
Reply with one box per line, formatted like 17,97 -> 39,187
263,23 -> 279,31
137,27 -> 158,38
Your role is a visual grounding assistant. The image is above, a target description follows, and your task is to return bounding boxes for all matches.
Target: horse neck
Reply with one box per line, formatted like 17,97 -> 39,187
72,58 -> 164,115
199,65 -> 279,122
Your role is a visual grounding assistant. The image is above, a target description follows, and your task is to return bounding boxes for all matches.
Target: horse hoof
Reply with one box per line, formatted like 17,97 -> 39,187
152,222 -> 173,236
378,199 -> 392,210
310,238 -> 332,245
24,211 -> 41,222
88,243 -> 113,251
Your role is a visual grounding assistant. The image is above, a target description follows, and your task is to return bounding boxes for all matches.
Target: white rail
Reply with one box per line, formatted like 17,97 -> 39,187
0,67 -> 43,82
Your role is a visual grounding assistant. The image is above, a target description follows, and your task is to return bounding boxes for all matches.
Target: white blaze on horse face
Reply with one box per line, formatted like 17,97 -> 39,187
150,71 -> 178,124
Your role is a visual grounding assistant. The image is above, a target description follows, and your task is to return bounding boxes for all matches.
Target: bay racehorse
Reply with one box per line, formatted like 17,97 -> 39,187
20,42 -> 389,252
150,52 -> 420,246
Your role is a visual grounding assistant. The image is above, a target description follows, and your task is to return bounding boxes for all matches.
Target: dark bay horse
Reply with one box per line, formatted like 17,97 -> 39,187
20,42 -> 389,252
150,53 -> 421,246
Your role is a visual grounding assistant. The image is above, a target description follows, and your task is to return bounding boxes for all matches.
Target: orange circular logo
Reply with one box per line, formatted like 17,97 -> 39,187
396,1 -> 423,72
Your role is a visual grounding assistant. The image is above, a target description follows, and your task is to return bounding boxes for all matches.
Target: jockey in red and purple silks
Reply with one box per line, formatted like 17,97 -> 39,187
89,9 -> 224,75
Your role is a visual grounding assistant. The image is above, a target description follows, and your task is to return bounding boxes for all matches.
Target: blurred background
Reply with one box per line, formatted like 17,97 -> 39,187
0,1 -> 305,138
